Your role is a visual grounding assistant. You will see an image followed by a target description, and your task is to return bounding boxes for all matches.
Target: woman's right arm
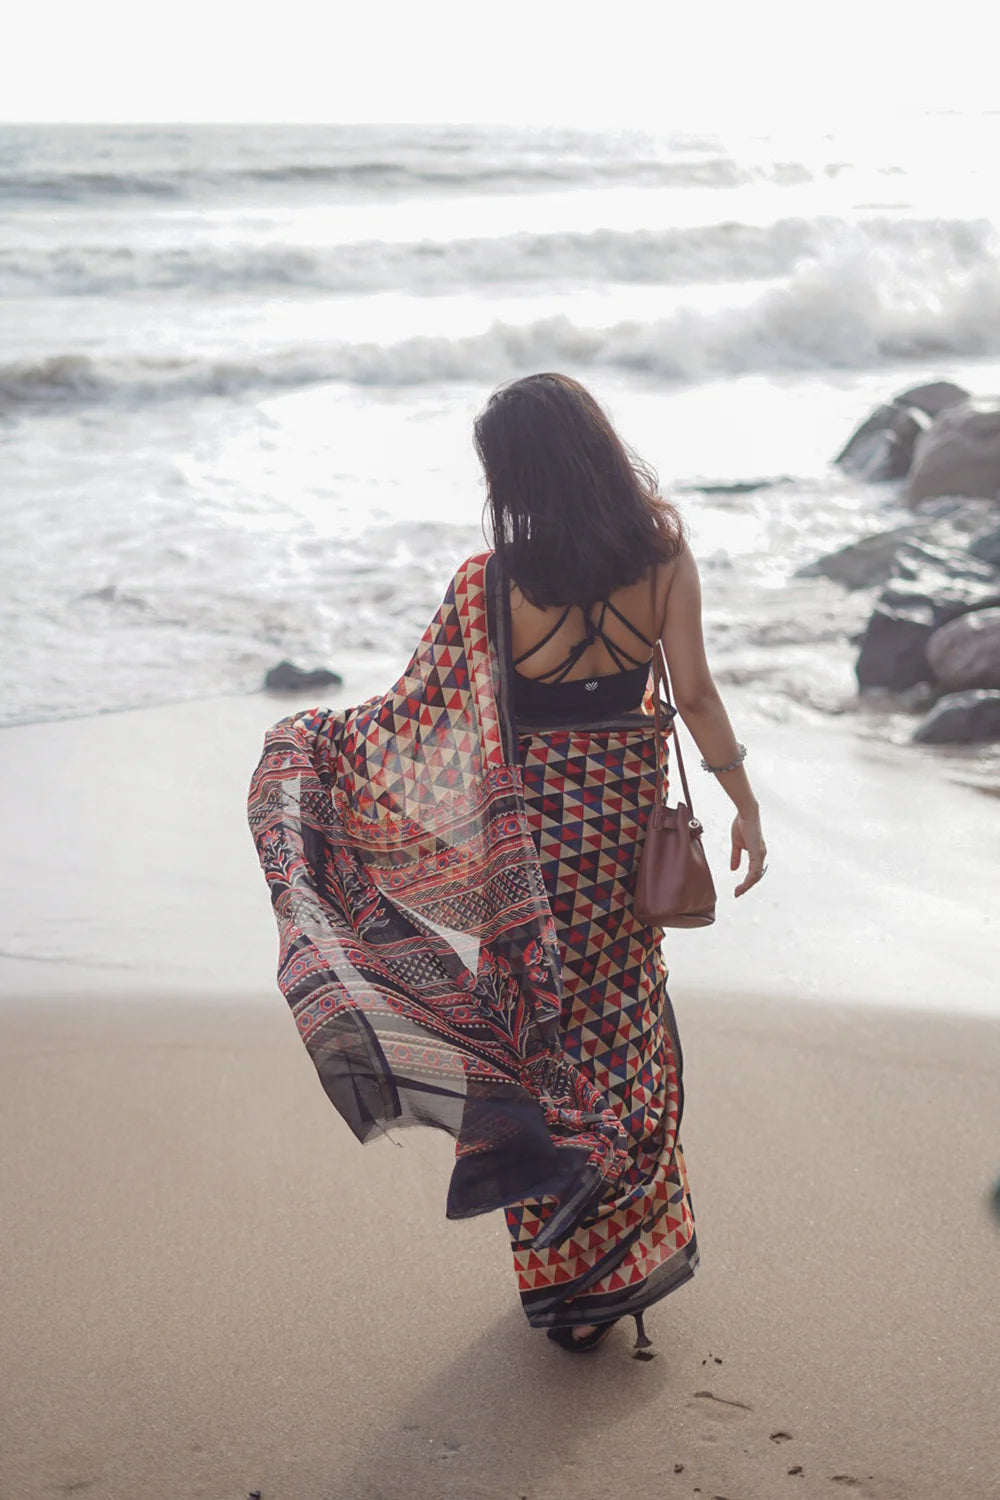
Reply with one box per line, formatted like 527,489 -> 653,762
657,547 -> 767,898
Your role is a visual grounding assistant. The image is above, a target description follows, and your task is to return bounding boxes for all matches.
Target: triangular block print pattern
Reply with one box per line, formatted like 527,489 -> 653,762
505,722 -> 698,1326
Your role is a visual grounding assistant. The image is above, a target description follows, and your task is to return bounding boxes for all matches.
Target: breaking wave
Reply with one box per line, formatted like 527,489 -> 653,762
5,233 -> 1000,412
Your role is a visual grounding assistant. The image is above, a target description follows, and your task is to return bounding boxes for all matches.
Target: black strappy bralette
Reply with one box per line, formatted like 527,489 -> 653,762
511,597 -> 653,727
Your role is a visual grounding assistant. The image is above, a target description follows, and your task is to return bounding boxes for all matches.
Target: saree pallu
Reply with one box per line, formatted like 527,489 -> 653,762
247,549 -> 697,1315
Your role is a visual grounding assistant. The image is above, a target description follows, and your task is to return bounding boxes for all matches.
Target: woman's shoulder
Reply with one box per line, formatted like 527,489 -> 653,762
647,541 -> 692,618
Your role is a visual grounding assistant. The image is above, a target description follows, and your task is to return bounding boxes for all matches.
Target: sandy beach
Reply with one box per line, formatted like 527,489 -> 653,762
2,690 -> 999,1500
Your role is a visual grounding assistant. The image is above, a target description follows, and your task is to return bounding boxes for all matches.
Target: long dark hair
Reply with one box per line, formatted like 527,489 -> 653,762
474,371 -> 684,606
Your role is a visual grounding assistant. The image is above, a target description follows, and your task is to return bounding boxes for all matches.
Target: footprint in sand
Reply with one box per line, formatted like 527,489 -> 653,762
828,1474 -> 880,1497
688,1389 -> 754,1434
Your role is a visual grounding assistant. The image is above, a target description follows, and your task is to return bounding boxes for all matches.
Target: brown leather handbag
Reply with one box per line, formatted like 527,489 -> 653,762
633,641 -> 717,928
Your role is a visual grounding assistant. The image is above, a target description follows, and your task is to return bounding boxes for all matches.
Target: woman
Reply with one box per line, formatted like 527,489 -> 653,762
248,372 -> 766,1359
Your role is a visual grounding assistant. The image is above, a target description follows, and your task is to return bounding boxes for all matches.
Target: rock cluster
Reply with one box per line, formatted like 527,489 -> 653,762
834,380 -> 969,484
808,384 -> 1000,745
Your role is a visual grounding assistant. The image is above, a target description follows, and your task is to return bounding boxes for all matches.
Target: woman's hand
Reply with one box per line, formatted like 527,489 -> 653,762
730,812 -> 767,897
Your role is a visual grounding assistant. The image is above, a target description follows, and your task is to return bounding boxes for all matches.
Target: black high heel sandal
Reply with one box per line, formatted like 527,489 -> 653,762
546,1312 -> 654,1358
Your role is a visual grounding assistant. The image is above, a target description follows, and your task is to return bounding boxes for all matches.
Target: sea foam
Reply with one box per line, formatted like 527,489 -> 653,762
4,230 -> 999,412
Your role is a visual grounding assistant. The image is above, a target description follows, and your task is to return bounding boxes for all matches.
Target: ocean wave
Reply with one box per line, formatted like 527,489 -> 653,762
3,215 -> 995,302
0,219 -> 816,297
0,154 -> 748,206
0,170 -> 186,201
5,235 -> 1000,411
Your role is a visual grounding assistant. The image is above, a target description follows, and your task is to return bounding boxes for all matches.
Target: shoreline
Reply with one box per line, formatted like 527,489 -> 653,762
2,684 -> 997,1015
2,648 -> 996,797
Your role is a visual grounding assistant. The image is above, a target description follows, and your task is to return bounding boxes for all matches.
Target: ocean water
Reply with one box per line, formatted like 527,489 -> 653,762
3,118 -> 1000,731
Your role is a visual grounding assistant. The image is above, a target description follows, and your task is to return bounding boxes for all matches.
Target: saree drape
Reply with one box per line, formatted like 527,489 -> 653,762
248,549 -> 697,1314
510,725 -> 697,1326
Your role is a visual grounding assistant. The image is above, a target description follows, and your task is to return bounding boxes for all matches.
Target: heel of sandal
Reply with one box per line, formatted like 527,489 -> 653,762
632,1311 -> 655,1361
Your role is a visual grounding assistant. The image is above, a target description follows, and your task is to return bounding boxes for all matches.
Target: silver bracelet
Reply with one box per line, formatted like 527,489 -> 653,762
701,743 -> 747,774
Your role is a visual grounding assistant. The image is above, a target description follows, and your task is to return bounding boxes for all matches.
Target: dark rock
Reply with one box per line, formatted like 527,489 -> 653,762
834,403 -> 928,481
856,606 -> 937,691
797,496 -> 1000,592
855,542 -> 1000,691
927,607 -> 1000,691
678,477 -> 793,496
264,660 -> 344,693
834,381 -> 968,481
886,539 -> 1000,599
912,690 -> 1000,744
906,397 -> 1000,507
895,380 -> 971,419
797,526 -> 928,590
969,526 -> 1000,568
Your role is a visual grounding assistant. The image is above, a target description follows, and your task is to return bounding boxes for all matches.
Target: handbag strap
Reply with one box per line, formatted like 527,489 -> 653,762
650,640 -> 696,814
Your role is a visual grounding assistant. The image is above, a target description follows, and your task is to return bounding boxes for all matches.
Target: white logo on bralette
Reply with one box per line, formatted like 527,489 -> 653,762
584,680 -> 599,691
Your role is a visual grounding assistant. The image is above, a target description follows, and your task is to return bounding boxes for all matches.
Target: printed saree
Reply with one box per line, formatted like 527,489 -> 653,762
248,550 -> 697,1326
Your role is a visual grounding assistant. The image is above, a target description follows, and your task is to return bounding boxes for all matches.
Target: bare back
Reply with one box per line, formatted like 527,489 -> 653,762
509,559 -> 677,683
